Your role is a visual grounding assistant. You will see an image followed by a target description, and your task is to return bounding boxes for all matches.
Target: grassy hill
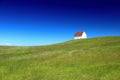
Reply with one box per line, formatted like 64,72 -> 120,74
0,36 -> 120,80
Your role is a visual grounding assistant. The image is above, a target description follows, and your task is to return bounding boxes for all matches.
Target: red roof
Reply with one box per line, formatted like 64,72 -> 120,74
74,32 -> 84,36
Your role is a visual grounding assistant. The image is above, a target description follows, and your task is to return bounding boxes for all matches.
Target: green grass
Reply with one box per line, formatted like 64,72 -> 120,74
0,36 -> 120,80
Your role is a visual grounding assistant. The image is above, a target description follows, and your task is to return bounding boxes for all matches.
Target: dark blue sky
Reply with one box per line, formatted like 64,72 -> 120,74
0,0 -> 120,46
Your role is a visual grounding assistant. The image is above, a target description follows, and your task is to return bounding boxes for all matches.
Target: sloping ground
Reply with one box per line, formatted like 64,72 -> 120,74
0,36 -> 120,80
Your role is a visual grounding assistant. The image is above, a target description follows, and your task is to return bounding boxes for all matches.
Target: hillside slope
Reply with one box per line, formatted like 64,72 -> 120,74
0,36 -> 120,80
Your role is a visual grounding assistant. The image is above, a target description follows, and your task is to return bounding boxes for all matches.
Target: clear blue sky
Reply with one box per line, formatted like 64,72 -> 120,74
0,0 -> 120,46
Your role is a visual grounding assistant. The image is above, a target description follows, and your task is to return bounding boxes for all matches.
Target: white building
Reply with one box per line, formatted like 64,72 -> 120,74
74,31 -> 87,39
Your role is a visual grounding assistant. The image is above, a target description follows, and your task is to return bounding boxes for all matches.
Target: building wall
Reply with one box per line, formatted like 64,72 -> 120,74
74,32 -> 87,39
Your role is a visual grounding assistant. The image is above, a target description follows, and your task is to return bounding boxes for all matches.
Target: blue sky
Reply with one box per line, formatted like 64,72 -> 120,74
0,0 -> 120,46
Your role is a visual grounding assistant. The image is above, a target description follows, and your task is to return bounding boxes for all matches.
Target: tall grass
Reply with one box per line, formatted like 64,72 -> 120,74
0,36 -> 120,80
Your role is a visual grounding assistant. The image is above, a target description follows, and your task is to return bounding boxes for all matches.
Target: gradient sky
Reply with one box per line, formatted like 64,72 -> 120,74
0,0 -> 120,46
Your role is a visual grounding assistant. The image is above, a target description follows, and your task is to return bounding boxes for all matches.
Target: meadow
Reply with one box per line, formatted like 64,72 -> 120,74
0,36 -> 120,80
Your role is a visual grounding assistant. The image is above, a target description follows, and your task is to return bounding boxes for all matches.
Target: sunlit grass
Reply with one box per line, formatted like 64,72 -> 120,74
0,36 -> 120,80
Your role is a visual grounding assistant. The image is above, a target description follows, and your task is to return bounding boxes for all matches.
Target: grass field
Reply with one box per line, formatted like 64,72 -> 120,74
0,36 -> 120,80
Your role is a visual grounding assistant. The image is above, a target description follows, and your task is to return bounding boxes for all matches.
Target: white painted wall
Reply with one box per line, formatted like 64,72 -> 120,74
74,32 -> 87,39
